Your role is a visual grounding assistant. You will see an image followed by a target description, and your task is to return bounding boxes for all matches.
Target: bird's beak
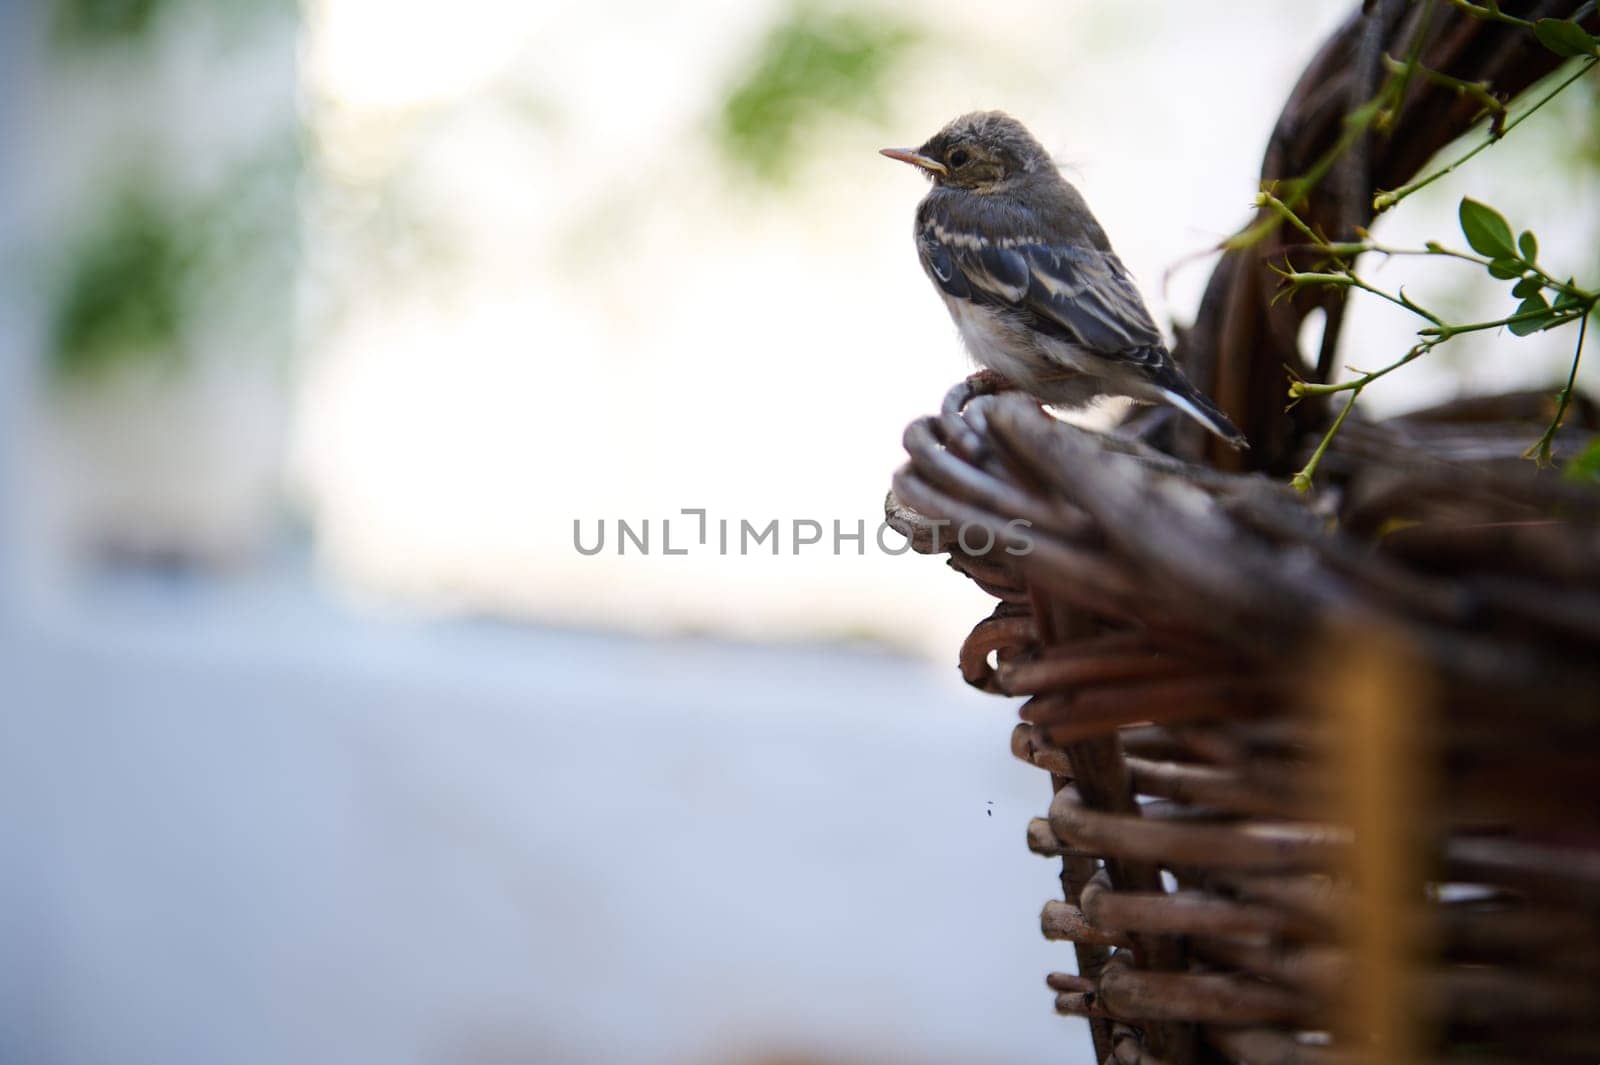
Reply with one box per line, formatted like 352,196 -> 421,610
879,147 -> 948,176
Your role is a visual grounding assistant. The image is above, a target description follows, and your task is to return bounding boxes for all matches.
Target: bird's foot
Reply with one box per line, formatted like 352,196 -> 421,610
944,369 -> 1020,416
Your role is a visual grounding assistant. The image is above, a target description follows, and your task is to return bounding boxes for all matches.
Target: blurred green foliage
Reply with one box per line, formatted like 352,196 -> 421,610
717,2 -> 917,182
51,0 -> 293,48
1565,436 -> 1600,482
52,0 -> 165,44
47,138 -> 300,385
49,191 -> 191,382
43,0 -> 301,384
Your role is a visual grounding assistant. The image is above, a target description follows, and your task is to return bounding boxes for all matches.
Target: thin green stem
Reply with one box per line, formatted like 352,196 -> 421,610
1527,311 -> 1591,465
1378,0 -> 1437,132
1347,276 -> 1446,325
1292,386 -> 1366,493
1423,305 -> 1587,338
1446,0 -> 1535,28
1296,237 -> 1596,303
1292,298 -> 1595,403
1263,193 -> 1451,327
1293,343 -> 1430,397
1226,78 -> 1405,252
1512,260 -> 1597,303
1375,57 -> 1598,213
1344,241 -> 1493,267
1258,191 -> 1324,247
1385,54 -> 1505,118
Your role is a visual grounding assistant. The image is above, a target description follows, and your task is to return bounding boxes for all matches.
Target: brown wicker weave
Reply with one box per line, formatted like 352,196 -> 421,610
889,379 -> 1600,1063
885,5 -> 1600,1063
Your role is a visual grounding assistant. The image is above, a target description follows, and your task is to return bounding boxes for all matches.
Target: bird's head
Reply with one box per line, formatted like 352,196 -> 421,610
880,111 -> 1052,192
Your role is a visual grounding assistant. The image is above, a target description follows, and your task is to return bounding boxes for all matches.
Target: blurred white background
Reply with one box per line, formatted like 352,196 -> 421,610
3,1 -> 1597,1063
288,0 -> 1600,650
291,0 -> 1361,653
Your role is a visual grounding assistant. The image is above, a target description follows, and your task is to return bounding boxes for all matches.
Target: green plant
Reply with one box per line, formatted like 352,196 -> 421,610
51,0 -> 294,48
1223,3 -> 1600,488
48,191 -> 193,382
47,138 -> 299,385
52,0 -> 168,45
1565,434 -> 1600,481
1274,194 -> 1597,483
716,2 -> 918,182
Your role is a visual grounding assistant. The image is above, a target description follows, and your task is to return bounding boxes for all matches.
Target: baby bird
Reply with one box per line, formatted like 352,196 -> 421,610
882,111 -> 1246,448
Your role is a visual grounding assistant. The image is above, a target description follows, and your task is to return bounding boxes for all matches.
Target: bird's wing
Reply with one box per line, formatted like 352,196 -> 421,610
919,226 -> 1165,362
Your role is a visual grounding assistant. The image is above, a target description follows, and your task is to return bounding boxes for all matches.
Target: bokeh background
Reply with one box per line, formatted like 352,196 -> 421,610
3,2 -> 1597,1063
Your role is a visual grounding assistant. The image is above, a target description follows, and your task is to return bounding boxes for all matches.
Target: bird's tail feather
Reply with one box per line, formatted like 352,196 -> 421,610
1157,379 -> 1248,450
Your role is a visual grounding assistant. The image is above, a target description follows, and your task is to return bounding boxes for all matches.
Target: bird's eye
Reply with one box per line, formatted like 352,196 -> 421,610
948,148 -> 970,168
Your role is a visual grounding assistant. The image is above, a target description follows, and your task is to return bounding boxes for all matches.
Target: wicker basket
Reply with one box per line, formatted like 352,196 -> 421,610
887,377 -> 1600,1064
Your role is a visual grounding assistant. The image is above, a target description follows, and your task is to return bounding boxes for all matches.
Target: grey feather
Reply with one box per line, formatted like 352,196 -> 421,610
917,223 -> 1163,364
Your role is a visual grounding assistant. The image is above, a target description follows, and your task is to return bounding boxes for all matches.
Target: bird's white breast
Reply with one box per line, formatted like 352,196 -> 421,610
943,296 -> 1033,380
942,294 -> 1097,384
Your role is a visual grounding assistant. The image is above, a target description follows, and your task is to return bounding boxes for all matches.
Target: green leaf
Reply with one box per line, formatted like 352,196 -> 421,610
1508,293 -> 1552,336
1564,437 -> 1600,483
1512,276 -> 1543,299
1533,18 -> 1598,59
1488,258 -> 1524,279
1552,282 -> 1593,313
1460,197 -> 1518,260
1518,230 -> 1539,261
